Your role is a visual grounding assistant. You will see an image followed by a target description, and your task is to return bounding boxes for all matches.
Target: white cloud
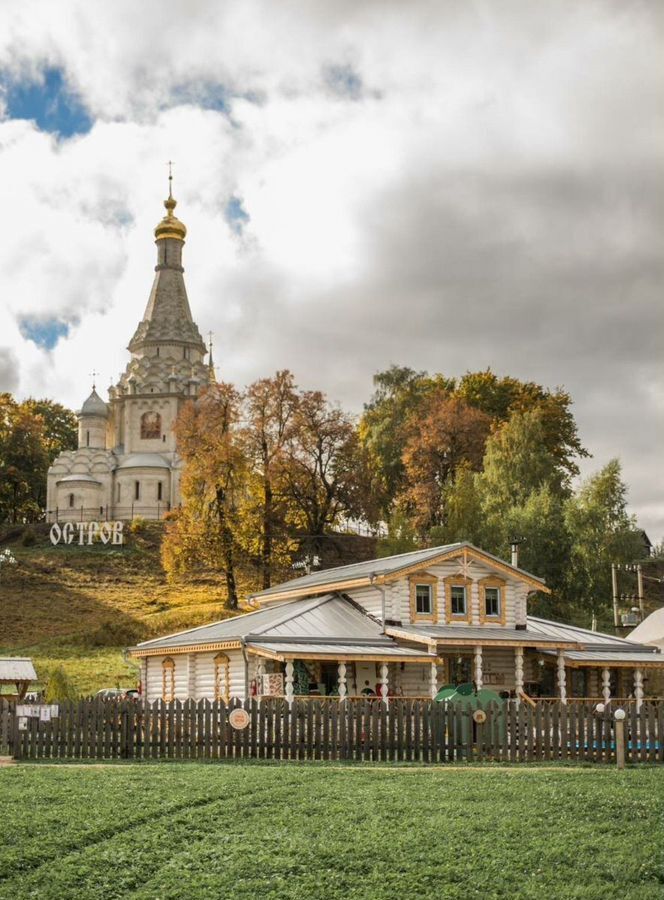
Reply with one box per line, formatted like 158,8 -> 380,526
0,1 -> 662,537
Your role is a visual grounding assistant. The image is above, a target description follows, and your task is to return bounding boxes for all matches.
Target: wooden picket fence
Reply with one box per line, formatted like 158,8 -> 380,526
1,698 -> 662,764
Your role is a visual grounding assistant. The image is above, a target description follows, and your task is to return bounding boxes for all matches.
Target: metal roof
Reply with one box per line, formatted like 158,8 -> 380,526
0,658 -> 38,682
386,624 -> 584,647
247,641 -> 432,659
544,649 -> 664,666
251,541 -> 546,602
133,594 -> 388,653
117,453 -> 171,470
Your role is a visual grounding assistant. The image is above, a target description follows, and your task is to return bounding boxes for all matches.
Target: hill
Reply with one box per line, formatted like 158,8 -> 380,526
0,522 -> 376,695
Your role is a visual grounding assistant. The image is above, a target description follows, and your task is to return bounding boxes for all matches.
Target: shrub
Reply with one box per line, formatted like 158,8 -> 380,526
21,528 -> 37,547
129,516 -> 147,534
44,666 -> 79,702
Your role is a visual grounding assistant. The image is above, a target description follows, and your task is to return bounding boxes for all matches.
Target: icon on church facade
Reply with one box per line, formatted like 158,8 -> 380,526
141,411 -> 162,440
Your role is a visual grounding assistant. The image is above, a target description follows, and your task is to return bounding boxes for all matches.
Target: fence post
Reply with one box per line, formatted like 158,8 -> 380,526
615,709 -> 626,770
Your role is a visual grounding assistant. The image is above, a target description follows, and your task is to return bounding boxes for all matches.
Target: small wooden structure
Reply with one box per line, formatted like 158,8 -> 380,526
0,658 -> 38,701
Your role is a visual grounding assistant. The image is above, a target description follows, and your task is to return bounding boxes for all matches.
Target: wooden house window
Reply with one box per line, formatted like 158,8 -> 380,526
409,573 -> 437,622
162,657 -> 175,701
444,575 -> 472,624
214,653 -> 230,702
479,577 -> 507,625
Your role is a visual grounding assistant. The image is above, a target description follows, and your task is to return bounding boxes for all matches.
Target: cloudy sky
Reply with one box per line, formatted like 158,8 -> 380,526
0,1 -> 662,537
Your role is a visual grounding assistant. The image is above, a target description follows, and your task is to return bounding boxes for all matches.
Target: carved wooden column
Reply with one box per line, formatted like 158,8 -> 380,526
256,658 -> 266,697
474,646 -> 483,690
379,663 -> 389,704
557,651 -> 567,705
285,660 -> 295,706
601,667 -> 611,704
430,661 -> 438,700
634,668 -> 644,712
337,662 -> 347,700
514,647 -> 524,699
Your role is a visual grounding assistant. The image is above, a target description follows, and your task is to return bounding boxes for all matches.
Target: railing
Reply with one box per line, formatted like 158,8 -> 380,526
46,505 -> 173,523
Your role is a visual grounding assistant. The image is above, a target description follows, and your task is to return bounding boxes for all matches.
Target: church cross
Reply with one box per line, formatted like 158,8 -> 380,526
167,160 -> 174,196
89,369 -> 99,389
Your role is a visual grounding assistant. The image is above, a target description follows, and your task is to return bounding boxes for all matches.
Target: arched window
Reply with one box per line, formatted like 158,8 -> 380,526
140,411 -> 162,439
86,430 -> 90,447
214,653 -> 230,702
162,657 -> 175,701
68,493 -> 75,508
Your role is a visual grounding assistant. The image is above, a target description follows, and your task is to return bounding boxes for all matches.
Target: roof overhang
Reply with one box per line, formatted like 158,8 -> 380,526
384,626 -> 583,651
130,640 -> 242,658
245,644 -> 438,664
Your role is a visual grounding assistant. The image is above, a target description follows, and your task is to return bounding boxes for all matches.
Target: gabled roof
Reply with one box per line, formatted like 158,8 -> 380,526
132,593 -> 412,656
0,658 -> 38,683
250,542 -> 548,604
526,616 -> 650,649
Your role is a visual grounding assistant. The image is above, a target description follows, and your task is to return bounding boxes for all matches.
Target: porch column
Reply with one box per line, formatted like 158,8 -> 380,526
634,668 -> 644,712
379,663 -> 389,702
601,667 -> 611,704
285,660 -> 294,706
474,645 -> 483,690
514,647 -> 524,699
337,662 -> 347,700
557,650 -> 567,705
430,660 -> 438,700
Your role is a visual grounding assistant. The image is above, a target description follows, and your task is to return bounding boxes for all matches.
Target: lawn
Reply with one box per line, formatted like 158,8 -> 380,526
0,764 -> 662,899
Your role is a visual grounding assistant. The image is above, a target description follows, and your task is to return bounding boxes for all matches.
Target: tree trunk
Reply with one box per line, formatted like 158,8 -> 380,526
262,478 -> 272,590
215,487 -> 238,609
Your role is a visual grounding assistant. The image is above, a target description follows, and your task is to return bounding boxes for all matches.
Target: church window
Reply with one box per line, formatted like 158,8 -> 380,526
214,653 -> 230,702
162,658 -> 175,702
156,347 -> 160,357
68,493 -> 75,508
86,430 -> 90,447
140,411 -> 161,440
134,481 -> 140,501
116,483 -> 121,502
157,481 -> 163,501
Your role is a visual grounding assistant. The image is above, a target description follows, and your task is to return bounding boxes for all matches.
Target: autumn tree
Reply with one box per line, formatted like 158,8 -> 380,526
279,390 -> 367,550
399,392 -> 491,535
0,394 -> 77,523
162,383 -> 246,608
242,371 -> 298,588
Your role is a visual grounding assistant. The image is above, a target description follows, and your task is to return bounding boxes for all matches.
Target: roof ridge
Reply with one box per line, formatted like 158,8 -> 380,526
527,615 -> 636,644
249,593 -> 335,636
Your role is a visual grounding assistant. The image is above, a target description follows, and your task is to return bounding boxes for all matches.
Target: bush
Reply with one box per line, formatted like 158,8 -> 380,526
21,528 -> 36,547
129,516 -> 147,534
44,666 -> 79,702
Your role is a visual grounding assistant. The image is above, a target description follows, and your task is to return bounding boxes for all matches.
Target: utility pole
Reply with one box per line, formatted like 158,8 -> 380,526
611,564 -> 619,628
636,564 -> 645,622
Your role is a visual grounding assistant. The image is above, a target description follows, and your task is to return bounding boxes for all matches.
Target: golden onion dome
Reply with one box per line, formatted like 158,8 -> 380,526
154,193 -> 187,242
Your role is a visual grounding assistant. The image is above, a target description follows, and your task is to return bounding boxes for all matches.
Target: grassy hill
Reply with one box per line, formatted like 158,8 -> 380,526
0,522 -> 376,696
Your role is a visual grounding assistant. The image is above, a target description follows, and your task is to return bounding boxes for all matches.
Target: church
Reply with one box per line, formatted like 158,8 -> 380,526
47,181 -> 212,521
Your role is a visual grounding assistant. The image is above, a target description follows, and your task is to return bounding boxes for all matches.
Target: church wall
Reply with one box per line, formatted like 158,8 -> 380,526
113,466 -> 171,514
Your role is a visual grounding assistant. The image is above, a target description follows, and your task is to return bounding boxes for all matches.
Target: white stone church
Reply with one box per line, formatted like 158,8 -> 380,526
47,185 -> 212,521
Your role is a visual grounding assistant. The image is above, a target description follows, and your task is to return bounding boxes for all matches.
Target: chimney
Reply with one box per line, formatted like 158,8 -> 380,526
511,541 -> 520,568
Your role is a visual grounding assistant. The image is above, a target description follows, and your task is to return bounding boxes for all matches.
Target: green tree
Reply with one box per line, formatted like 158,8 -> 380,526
564,460 -> 643,627
0,395 -> 49,523
429,463 -> 485,547
44,666 -> 79,702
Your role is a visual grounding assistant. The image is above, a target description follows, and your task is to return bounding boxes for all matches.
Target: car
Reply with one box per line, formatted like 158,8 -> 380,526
95,688 -> 140,701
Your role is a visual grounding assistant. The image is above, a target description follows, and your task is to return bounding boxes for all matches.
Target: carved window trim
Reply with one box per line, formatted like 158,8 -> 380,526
162,657 -> 175,702
214,652 -> 231,702
408,572 -> 438,623
479,576 -> 507,625
444,575 -> 472,624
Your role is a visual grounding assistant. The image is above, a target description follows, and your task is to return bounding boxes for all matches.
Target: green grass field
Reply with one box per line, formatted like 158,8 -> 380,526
1,764 -> 662,899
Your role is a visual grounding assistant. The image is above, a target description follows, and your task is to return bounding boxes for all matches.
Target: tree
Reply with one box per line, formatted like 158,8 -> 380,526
0,394 -> 77,522
359,366 -> 453,520
564,460 -> 644,627
279,391 -> 366,549
44,666 -> 78,702
162,383 -> 247,608
243,371 -> 299,589
429,463 -> 485,547
399,393 -> 491,534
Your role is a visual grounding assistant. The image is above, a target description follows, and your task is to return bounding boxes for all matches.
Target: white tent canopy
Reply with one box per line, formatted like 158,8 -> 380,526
629,609 -> 664,652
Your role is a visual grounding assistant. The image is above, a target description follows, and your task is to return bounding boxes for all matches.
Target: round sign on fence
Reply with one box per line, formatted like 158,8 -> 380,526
472,709 -> 487,724
228,708 -> 250,730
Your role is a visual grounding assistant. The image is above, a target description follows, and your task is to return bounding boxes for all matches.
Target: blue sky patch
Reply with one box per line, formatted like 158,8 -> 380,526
3,67 -> 92,137
323,64 -> 363,101
19,317 -> 71,350
225,195 -> 250,236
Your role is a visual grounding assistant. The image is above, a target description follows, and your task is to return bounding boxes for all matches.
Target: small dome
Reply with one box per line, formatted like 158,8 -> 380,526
154,194 -> 187,242
117,453 -> 171,470
79,388 -> 108,418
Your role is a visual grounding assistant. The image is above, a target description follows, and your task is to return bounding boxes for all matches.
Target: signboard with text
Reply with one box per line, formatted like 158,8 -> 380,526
49,521 -> 124,546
